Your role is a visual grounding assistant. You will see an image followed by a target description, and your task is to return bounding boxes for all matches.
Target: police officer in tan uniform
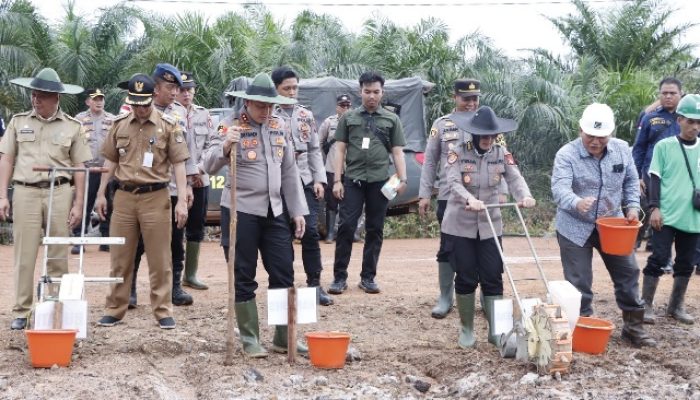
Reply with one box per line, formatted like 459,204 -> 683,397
271,66 -> 332,306
176,71 -> 213,290
418,79 -> 480,319
441,106 -> 535,348
71,88 -> 115,254
202,72 -> 308,357
0,68 -> 92,330
130,63 -> 196,308
319,94 -> 353,244
94,73 -> 190,329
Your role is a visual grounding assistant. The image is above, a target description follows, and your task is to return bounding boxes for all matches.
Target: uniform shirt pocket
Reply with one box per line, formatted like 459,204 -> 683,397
487,163 -> 505,187
50,132 -> 72,159
194,126 -> 208,149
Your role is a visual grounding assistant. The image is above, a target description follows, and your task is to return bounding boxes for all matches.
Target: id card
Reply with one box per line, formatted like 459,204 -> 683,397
142,152 -> 154,168
361,137 -> 370,149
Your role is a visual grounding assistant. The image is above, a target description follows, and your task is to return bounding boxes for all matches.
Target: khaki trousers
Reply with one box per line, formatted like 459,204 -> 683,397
12,184 -> 72,318
105,188 -> 173,320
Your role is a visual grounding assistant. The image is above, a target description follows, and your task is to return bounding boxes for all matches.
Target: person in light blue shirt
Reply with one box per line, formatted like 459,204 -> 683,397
552,103 -> 656,348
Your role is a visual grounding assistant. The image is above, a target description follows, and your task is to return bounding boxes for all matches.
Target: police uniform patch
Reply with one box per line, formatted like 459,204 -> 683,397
445,121 -> 455,127
217,125 -> 228,135
467,141 -> 473,151
277,148 -> 283,158
252,139 -> 258,147
448,143 -> 455,150
247,150 -> 257,160
493,175 -> 501,183
447,151 -> 458,164
269,119 -> 279,129
430,127 -> 437,138
299,109 -> 307,117
242,139 -> 250,148
275,136 -> 285,145
463,174 -> 471,184
175,133 -> 184,143
443,131 -> 459,141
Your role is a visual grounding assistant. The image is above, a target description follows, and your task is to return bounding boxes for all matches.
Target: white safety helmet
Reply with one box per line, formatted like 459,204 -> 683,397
579,103 -> 615,137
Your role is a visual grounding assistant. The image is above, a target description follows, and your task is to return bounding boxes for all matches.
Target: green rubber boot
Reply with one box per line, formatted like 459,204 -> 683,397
183,241 -> 208,290
456,293 -> 476,348
431,262 -> 455,319
483,295 -> 503,346
234,301 -> 268,358
272,325 -> 309,355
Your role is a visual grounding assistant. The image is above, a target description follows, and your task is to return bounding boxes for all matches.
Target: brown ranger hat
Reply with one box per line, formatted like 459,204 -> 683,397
454,79 -> 481,97
117,73 -> 155,106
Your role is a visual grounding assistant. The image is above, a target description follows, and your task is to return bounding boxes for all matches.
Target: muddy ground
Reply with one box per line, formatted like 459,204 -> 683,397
0,237 -> 699,399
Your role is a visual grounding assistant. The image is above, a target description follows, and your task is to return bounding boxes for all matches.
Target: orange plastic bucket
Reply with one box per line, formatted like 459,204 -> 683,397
305,331 -> 351,369
572,317 -> 614,355
596,217 -> 641,256
25,329 -> 77,368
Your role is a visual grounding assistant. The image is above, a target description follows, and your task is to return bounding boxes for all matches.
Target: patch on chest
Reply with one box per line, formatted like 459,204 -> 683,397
447,151 -> 458,164
246,150 -> 257,160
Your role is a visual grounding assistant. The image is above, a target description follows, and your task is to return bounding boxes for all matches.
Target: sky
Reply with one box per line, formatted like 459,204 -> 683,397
33,0 -> 700,59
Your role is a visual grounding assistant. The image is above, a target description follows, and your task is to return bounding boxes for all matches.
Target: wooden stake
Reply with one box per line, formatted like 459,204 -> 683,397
224,141 -> 238,366
52,301 -> 63,330
288,287 -> 297,364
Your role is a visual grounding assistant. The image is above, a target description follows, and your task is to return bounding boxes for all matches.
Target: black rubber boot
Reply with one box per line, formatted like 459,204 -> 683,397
667,276 -> 695,324
641,275 -> 659,324
431,262 -> 454,319
235,300 -> 268,358
172,265 -> 193,306
621,309 -> 657,347
325,211 -> 337,244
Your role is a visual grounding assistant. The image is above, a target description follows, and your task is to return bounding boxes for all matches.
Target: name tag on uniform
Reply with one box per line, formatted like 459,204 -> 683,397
361,137 -> 370,150
143,152 -> 154,168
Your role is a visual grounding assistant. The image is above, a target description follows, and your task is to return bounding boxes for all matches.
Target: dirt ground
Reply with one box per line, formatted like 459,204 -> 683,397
1,237 -> 700,399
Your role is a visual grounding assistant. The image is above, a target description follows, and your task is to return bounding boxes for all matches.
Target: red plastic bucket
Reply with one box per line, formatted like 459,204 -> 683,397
572,317 -> 614,355
25,329 -> 77,368
596,217 -> 641,256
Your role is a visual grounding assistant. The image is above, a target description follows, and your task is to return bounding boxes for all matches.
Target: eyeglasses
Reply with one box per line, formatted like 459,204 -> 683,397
338,103 -> 352,109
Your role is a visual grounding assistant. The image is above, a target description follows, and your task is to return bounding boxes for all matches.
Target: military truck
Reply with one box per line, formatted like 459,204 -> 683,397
205,75 -> 435,225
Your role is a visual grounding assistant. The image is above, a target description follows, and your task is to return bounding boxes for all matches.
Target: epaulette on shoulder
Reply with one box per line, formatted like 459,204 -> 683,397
64,114 -> 82,125
296,104 -> 308,109
193,104 -> 206,110
14,110 -> 31,117
111,112 -> 130,125
161,113 -> 176,125
104,111 -> 117,119
436,115 -> 450,122
74,111 -> 88,119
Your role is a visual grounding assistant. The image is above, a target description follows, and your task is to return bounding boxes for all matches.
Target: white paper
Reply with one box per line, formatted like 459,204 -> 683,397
361,137 -> 370,149
61,300 -> 88,339
33,301 -> 56,330
142,152 -> 154,168
492,298 -> 514,335
296,287 -> 318,324
267,288 -> 318,325
267,289 -> 288,325
58,274 -> 84,301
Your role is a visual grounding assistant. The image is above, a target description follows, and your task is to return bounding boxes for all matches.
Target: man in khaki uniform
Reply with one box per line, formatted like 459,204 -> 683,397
176,71 -> 213,290
71,88 -> 115,254
418,79 -> 479,319
318,94 -> 353,244
130,63 -> 196,308
271,66 -> 332,306
0,68 -> 92,330
94,73 -> 190,329
202,72 -> 308,357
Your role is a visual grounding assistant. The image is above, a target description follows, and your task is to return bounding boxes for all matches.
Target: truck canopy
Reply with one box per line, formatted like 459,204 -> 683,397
222,75 -> 434,153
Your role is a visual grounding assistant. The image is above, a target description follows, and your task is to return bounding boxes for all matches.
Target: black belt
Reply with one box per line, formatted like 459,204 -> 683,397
13,177 -> 72,189
117,182 -> 168,194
